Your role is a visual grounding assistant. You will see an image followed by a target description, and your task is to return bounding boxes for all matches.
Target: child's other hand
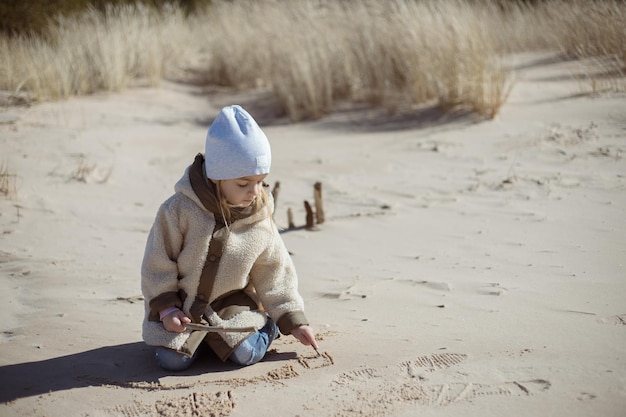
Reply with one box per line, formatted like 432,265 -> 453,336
162,310 -> 192,333
291,325 -> 319,350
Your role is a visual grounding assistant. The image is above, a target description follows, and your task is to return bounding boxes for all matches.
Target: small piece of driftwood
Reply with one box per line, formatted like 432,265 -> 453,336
287,207 -> 296,229
304,200 -> 316,230
185,323 -> 257,333
271,181 -> 280,208
314,181 -> 325,224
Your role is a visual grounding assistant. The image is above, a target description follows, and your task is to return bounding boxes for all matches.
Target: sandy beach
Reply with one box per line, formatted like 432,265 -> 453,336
1,53 -> 625,417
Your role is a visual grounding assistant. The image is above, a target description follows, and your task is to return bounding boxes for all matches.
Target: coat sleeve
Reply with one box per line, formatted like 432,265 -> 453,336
141,201 -> 184,321
249,226 -> 309,334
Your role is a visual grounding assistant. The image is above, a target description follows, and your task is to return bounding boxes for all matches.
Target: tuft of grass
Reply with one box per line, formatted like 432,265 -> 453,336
71,156 -> 96,183
0,3 -> 192,101
574,56 -> 626,95
0,162 -> 18,198
197,0 -> 516,120
69,155 -> 113,184
0,0 -> 212,38
492,0 -> 626,95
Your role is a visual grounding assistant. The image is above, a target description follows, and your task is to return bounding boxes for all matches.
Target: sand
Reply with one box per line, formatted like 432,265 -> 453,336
1,53 -> 625,417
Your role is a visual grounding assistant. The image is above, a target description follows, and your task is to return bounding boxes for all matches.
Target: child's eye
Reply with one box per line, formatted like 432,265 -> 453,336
238,182 -> 249,188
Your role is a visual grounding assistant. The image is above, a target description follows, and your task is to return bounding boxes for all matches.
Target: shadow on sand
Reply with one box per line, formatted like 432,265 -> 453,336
0,342 -> 297,404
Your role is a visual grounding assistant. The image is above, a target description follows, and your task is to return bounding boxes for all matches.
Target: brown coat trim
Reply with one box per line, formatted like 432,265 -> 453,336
276,310 -> 309,335
184,155 -> 265,360
148,291 -> 182,322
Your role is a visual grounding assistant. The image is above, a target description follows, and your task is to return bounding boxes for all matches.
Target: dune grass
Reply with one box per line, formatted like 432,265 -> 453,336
0,0 -> 624,121
197,0 -> 515,120
0,4 -> 190,100
0,162 -> 18,198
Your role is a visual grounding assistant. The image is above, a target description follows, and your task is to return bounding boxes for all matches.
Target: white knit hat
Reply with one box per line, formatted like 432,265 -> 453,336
204,105 -> 271,180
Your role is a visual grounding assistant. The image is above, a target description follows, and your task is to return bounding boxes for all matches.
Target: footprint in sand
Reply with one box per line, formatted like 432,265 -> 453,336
328,353 -> 550,417
334,353 -> 467,385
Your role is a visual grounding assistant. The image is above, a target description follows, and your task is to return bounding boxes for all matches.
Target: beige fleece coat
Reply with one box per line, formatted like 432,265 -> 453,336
141,156 -> 308,359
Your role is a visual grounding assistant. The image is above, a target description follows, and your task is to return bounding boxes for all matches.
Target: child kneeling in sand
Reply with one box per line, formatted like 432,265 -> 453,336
141,105 -> 318,371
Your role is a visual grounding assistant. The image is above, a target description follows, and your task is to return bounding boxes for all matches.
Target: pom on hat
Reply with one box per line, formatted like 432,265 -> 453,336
204,105 -> 271,180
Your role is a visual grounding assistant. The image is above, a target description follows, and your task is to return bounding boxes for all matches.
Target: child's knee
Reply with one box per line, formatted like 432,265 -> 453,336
155,347 -> 195,371
229,338 -> 261,366
229,331 -> 271,366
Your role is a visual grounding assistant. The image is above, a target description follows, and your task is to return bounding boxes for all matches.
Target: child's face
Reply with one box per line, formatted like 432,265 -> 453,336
218,174 -> 268,207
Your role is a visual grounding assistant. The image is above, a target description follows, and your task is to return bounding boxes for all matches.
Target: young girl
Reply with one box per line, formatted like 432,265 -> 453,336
141,105 -> 318,371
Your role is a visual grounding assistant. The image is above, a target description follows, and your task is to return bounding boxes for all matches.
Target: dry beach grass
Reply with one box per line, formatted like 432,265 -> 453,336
0,162 -> 18,198
1,0 -> 625,119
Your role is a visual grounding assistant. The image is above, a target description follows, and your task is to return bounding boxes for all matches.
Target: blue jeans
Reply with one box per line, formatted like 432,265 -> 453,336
155,318 -> 279,371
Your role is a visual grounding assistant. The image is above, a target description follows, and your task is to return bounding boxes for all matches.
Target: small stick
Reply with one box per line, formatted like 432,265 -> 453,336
287,207 -> 295,229
271,181 -> 280,208
304,201 -> 315,230
313,182 -> 325,224
185,323 -> 257,333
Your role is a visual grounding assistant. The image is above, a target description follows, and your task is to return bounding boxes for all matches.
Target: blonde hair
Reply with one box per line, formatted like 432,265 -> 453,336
214,181 -> 270,225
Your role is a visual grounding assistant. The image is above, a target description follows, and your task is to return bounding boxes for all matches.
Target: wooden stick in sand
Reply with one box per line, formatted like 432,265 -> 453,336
314,182 -> 325,224
304,201 -> 315,230
271,181 -> 280,208
287,207 -> 296,229
185,323 -> 257,333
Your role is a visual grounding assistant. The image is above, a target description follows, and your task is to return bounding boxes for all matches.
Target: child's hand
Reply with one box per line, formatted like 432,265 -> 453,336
291,325 -> 319,350
162,310 -> 192,333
